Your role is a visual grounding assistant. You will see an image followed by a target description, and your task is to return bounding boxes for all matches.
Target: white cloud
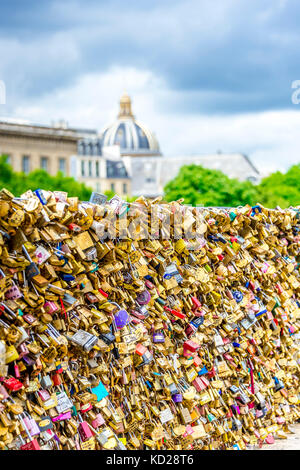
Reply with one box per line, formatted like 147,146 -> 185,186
10,66 -> 300,177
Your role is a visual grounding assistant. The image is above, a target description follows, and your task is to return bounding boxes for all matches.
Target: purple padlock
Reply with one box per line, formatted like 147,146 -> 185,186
114,309 -> 129,329
136,290 -> 151,306
22,355 -> 36,366
172,393 -> 183,403
231,404 -> 241,415
153,332 -> 165,343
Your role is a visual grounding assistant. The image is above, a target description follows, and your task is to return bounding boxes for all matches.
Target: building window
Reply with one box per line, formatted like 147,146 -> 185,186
95,161 -> 99,177
78,142 -> 84,155
96,142 -> 101,155
123,183 -> 127,194
111,182 -> 115,192
40,157 -> 48,171
3,154 -> 11,165
81,160 -> 85,176
59,158 -> 66,174
88,160 -> 92,177
22,155 -> 30,174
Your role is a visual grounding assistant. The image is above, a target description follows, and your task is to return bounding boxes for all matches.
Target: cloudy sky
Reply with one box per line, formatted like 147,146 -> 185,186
0,0 -> 300,174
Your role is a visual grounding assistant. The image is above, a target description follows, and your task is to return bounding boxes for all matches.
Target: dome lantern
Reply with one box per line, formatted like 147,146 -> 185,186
118,92 -> 134,119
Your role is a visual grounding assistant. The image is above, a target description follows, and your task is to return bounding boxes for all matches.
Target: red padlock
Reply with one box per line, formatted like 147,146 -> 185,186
81,402 -> 93,413
20,439 -> 41,450
3,377 -> 23,391
191,296 -> 201,310
68,223 -> 81,232
183,340 -> 200,353
207,366 -> 216,378
164,306 -> 185,319
52,373 -> 61,386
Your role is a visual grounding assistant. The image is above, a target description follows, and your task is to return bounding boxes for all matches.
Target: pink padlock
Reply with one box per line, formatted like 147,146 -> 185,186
192,376 -> 210,392
37,389 -> 51,401
23,413 -> 40,436
5,284 -> 22,300
43,301 -> 59,315
183,425 -> 194,437
91,413 -> 105,428
78,420 -> 94,442
265,434 -> 274,444
192,377 -> 204,392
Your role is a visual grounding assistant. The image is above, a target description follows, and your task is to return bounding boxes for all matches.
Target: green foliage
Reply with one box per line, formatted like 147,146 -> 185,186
164,164 -> 258,207
104,189 -> 116,200
0,154 -> 92,200
164,163 -> 300,208
257,164 -> 300,208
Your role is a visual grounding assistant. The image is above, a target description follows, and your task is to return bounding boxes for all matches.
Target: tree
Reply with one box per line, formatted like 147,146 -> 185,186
0,154 -> 93,200
164,164 -> 259,207
257,165 -> 300,208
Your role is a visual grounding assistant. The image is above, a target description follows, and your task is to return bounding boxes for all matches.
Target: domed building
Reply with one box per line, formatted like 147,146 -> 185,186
101,92 -> 161,157
71,92 -> 259,198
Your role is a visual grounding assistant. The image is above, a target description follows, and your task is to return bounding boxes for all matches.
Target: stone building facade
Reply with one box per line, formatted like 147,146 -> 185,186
0,118 -> 131,197
0,120 -> 78,176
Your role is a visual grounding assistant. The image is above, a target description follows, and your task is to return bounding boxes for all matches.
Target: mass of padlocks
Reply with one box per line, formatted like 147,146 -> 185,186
0,186 -> 299,450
